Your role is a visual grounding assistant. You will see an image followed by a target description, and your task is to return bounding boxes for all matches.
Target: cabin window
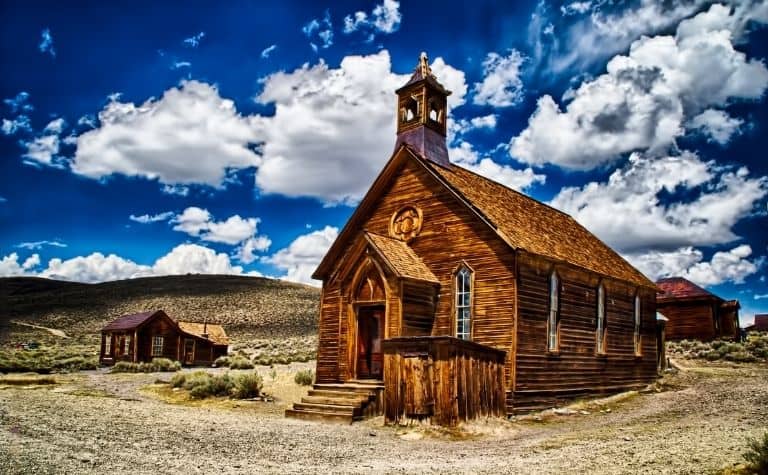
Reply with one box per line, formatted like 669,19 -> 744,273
596,284 -> 607,354
104,335 -> 112,356
455,266 -> 472,340
152,336 -> 164,357
634,294 -> 642,356
548,272 -> 560,352
124,336 -> 132,356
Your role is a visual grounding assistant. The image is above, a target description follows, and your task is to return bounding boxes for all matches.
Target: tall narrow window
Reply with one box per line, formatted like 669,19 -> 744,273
548,272 -> 560,352
124,337 -> 132,356
596,284 -> 606,354
104,334 -> 112,356
634,294 -> 642,356
152,336 -> 164,357
455,266 -> 472,340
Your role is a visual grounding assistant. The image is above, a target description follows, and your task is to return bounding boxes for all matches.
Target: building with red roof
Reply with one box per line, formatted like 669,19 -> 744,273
656,277 -> 740,341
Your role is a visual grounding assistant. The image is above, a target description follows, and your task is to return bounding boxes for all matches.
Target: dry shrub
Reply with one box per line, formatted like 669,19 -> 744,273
294,369 -> 314,386
110,358 -> 181,373
743,432 -> 768,474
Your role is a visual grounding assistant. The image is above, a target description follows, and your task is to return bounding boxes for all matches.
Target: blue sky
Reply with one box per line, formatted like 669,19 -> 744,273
1,0 -> 767,325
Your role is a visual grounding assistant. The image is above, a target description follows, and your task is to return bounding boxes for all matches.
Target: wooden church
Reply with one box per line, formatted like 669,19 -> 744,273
286,53 -> 659,425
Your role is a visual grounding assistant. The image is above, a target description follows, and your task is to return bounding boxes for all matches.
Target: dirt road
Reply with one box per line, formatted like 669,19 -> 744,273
1,360 -> 766,474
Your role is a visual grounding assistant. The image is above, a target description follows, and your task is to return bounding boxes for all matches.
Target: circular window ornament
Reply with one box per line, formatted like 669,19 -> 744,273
390,206 -> 423,242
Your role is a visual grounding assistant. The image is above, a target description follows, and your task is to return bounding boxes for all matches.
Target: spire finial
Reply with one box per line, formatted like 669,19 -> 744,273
418,51 -> 431,77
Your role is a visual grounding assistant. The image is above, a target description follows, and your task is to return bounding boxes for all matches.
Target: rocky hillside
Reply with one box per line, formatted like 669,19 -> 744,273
0,275 -> 320,345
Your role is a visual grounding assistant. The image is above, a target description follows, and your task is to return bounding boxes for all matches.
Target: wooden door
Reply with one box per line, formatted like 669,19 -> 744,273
184,339 -> 195,365
356,306 -> 384,379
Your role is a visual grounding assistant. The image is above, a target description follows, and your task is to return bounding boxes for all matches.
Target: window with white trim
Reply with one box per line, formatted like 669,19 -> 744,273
104,334 -> 112,356
596,284 -> 607,354
548,272 -> 560,352
151,336 -> 164,357
124,337 -> 131,356
634,294 -> 642,356
455,266 -> 472,340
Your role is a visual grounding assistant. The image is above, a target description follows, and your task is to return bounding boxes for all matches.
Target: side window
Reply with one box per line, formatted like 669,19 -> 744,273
596,284 -> 607,354
104,334 -> 112,356
634,294 -> 642,356
152,336 -> 164,357
548,272 -> 560,352
455,266 -> 472,340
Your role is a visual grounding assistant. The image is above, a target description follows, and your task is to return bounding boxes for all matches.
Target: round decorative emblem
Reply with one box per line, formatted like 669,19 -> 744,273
390,206 -> 423,242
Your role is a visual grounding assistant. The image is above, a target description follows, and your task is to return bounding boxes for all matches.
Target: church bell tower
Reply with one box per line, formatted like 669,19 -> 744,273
394,52 -> 452,167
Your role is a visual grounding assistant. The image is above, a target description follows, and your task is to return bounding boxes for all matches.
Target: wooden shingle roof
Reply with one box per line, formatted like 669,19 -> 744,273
365,232 -> 439,284
177,322 -> 229,346
101,310 -> 165,332
656,277 -> 718,301
421,156 -> 655,288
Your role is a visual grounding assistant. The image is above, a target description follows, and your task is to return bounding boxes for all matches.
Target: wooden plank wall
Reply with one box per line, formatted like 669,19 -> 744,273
657,301 -> 717,341
360,160 -> 517,386
137,317 -> 180,362
316,286 -> 340,383
401,281 -> 437,336
383,336 -> 506,426
514,254 -> 657,410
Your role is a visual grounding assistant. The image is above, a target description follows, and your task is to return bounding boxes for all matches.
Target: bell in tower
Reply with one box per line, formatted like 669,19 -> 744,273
394,52 -> 452,167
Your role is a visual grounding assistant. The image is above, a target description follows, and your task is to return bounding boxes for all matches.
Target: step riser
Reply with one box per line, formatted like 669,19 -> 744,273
308,390 -> 373,399
293,403 -> 361,416
302,396 -> 366,406
285,409 -> 357,424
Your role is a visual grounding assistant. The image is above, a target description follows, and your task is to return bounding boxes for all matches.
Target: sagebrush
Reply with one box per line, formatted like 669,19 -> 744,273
294,369 -> 314,386
743,432 -> 768,475
110,358 -> 181,373
169,370 -> 263,399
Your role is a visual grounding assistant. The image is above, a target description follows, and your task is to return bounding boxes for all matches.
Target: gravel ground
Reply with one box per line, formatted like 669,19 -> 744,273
1,360 -> 766,474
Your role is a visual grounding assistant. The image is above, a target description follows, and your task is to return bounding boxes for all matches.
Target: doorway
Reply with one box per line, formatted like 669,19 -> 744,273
184,338 -> 195,365
356,306 -> 384,380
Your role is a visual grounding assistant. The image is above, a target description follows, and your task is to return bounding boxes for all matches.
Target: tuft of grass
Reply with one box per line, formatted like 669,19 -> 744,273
165,370 -> 263,399
743,432 -> 768,475
110,358 -> 181,373
231,372 -> 263,399
668,334 -> 768,363
0,374 -> 57,385
294,369 -> 314,386
0,345 -> 98,373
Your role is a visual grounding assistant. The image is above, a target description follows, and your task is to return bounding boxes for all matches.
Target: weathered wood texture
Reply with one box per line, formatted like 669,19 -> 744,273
657,301 -> 717,341
383,336 -> 506,426
513,254 -> 657,410
315,158 -> 517,385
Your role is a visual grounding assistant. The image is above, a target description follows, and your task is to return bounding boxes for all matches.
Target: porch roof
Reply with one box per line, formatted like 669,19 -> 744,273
365,232 -> 439,284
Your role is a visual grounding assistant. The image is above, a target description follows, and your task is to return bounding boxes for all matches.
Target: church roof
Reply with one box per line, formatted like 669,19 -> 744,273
365,232 -> 439,284
656,277 -> 718,301
395,52 -> 451,95
420,153 -> 655,288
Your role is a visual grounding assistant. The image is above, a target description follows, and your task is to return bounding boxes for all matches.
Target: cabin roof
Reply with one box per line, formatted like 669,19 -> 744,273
656,277 -> 718,301
365,232 -> 439,284
101,310 -> 165,332
177,322 -> 229,346
314,146 -> 655,288
420,154 -> 655,288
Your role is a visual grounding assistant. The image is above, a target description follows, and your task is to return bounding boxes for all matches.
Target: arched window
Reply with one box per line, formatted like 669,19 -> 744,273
455,266 -> 472,340
548,272 -> 560,352
634,294 -> 642,356
596,284 -> 606,354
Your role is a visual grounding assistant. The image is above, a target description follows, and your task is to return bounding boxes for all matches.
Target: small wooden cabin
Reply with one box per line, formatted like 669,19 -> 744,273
286,53 -> 659,425
744,314 -> 768,333
656,277 -> 740,341
99,310 -> 228,366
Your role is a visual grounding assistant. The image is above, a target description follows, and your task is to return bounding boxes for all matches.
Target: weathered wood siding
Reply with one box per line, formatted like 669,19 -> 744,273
657,301 -> 717,341
383,336 -> 506,426
360,160 -> 517,384
514,254 -> 657,410
316,158 -> 517,385
137,316 -> 180,361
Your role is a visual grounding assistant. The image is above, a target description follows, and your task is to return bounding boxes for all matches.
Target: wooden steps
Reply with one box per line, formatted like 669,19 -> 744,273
285,380 -> 384,424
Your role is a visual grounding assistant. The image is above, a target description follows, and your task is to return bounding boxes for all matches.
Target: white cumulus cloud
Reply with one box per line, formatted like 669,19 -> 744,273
71,80 -> 262,188
550,152 -> 768,253
263,226 -> 338,285
689,108 -> 744,144
512,3 -> 768,170
626,244 -> 761,286
449,141 -> 545,192
472,50 -> 526,107
343,0 -> 402,40
129,211 -> 174,224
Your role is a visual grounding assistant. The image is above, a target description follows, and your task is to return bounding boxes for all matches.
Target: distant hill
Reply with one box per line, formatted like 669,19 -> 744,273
0,275 -> 320,344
